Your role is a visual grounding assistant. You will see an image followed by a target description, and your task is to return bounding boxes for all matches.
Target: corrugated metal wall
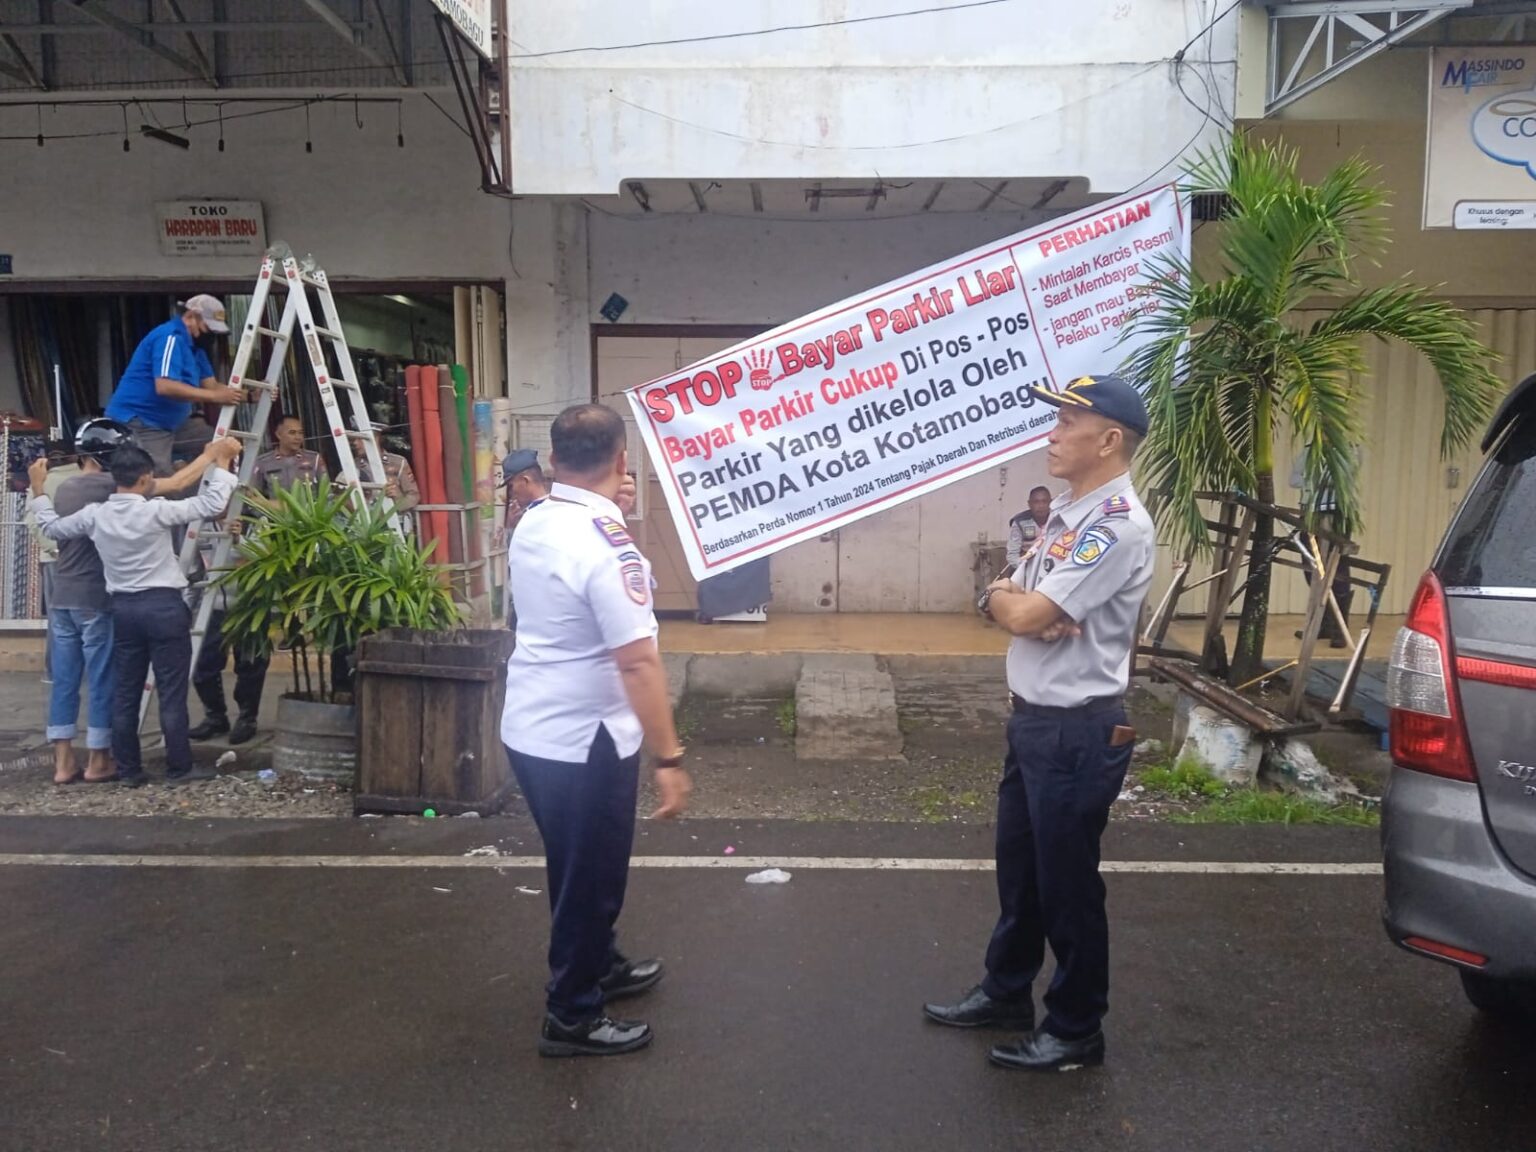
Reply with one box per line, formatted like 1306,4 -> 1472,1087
1149,308 -> 1536,619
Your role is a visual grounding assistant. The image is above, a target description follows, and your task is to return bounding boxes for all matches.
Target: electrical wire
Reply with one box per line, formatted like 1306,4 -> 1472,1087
0,1 -> 1021,93
608,60 -> 1162,154
0,94 -> 403,142
507,0 -> 1021,59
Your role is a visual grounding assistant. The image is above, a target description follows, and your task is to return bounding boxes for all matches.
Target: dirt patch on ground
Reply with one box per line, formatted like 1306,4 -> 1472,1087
0,746 -> 351,819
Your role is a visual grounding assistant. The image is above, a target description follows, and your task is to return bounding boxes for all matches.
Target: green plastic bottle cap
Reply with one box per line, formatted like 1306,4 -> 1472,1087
422,808 -> 436,818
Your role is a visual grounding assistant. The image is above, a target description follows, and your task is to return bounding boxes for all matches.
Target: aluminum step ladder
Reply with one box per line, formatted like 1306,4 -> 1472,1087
139,243 -> 402,730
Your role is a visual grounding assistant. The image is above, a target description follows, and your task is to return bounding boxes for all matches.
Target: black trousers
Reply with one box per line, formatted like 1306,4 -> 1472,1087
505,725 -> 639,1023
192,609 -> 270,721
111,588 -> 193,775
982,699 -> 1134,1040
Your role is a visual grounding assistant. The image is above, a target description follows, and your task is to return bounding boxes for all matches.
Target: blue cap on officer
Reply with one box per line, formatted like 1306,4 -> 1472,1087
1028,374 -> 1149,438
501,448 -> 540,486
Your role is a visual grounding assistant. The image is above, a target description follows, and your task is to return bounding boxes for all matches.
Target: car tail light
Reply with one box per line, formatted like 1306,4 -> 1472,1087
1386,572 -> 1476,782
1401,935 -> 1487,968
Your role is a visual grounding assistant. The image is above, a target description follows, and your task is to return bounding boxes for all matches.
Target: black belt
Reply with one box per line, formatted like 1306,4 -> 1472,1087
1011,693 -> 1123,717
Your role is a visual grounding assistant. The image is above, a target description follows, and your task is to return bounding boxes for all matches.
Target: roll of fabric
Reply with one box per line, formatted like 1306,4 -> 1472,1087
437,371 -> 467,571
451,364 -> 473,500
473,400 -> 495,520
418,370 -> 450,564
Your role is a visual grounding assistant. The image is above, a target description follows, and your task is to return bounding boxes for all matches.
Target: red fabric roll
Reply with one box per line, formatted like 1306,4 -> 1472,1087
418,369 -> 450,562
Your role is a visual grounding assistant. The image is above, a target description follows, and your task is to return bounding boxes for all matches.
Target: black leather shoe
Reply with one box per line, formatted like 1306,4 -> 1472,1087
189,715 -> 229,741
989,1029 -> 1105,1071
538,1014 -> 653,1058
923,985 -> 1036,1030
116,770 -> 148,789
600,957 -> 664,1001
228,715 -> 258,745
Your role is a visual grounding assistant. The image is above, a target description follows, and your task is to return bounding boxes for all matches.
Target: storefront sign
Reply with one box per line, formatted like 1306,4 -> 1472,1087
428,0 -> 492,58
155,200 -> 266,257
1425,46 -> 1536,228
626,184 -> 1188,579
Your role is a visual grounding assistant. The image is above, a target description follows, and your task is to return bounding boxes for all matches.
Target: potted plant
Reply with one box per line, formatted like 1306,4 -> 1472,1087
217,483 -> 460,779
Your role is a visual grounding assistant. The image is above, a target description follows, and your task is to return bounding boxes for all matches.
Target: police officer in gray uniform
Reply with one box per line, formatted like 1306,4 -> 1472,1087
924,373 -> 1156,1072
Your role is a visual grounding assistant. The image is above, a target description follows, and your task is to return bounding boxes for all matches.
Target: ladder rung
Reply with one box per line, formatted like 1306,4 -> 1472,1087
223,428 -> 262,442
312,326 -> 343,340
255,326 -> 286,339
300,273 -> 327,288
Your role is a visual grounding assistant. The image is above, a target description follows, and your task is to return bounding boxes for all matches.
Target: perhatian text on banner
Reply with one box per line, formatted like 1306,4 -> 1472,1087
625,184 -> 1188,580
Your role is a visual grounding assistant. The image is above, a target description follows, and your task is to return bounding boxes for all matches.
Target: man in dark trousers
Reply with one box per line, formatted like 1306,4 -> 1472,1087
190,413 -> 326,744
501,405 -> 691,1058
31,436 -> 242,786
924,374 -> 1156,1072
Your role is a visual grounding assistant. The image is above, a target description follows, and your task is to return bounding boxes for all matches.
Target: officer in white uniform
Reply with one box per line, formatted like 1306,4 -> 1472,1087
924,374 -> 1156,1073
501,403 -> 692,1059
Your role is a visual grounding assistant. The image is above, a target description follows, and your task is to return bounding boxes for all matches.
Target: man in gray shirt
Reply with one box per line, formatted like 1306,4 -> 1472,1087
31,436 -> 242,786
924,374 -> 1155,1073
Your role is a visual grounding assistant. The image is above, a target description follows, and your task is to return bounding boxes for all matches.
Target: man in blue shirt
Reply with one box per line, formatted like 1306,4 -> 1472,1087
106,295 -> 245,475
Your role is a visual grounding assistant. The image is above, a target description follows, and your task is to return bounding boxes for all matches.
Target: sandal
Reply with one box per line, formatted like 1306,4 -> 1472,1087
53,772 -> 84,786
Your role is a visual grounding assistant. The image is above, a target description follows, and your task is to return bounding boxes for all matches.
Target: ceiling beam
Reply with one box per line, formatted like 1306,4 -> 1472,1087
297,0 -> 402,85
976,181 -> 1009,211
0,21 -> 370,34
368,0 -> 409,86
37,0 -> 56,89
0,34 -> 44,88
63,0 -> 208,82
160,0 -> 217,89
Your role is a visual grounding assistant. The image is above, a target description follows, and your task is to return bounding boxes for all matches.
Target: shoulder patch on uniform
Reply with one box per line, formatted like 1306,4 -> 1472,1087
1071,524 -> 1119,567
1101,495 -> 1132,516
593,516 -> 633,547
620,560 -> 649,605
1047,529 -> 1079,561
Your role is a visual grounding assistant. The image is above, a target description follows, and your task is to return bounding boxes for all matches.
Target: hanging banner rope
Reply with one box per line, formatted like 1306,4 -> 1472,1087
626,183 -> 1189,580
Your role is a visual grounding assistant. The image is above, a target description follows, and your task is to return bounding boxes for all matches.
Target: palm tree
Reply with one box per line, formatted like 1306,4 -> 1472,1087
1124,135 -> 1503,687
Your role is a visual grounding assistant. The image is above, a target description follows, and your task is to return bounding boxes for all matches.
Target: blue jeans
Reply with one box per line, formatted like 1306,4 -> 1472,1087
47,607 -> 115,749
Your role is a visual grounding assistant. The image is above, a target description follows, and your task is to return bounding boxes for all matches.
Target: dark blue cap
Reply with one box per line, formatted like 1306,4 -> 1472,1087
1029,374 -> 1149,437
501,448 -> 540,485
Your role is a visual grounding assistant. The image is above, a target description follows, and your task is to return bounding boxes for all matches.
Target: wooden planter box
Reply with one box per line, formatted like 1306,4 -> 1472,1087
353,628 -> 516,816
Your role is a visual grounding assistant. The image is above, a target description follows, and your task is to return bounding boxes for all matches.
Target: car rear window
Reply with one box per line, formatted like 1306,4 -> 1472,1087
1439,413 -> 1536,590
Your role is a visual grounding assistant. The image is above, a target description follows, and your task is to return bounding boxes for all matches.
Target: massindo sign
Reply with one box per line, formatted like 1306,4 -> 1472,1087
1426,46 -> 1536,228
624,186 -> 1188,581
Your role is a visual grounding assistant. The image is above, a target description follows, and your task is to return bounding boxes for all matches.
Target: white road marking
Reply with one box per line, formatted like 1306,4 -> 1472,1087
0,853 -> 1382,875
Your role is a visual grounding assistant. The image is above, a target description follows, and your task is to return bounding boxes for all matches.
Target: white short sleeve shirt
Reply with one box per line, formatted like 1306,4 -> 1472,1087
500,482 -> 658,761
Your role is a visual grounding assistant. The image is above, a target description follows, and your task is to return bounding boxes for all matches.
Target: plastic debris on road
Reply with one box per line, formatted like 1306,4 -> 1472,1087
215,751 -> 237,769
515,885 -> 542,896
745,868 -> 792,884
463,845 -> 502,858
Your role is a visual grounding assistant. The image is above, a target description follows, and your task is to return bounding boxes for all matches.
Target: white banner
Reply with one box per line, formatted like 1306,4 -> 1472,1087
626,185 -> 1188,580
1425,46 -> 1536,228
429,0 -> 492,58
155,200 -> 266,257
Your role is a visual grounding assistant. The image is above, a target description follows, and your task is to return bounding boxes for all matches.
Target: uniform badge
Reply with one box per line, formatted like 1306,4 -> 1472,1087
620,560 -> 649,605
593,516 -> 633,547
1047,530 -> 1079,561
1101,495 -> 1132,516
1072,524 -> 1118,567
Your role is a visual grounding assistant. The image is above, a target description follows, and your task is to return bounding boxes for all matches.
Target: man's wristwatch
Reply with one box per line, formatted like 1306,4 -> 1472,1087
977,587 -> 996,617
654,749 -> 686,769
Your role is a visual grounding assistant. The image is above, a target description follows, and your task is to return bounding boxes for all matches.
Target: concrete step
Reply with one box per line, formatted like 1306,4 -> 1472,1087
793,654 -> 904,762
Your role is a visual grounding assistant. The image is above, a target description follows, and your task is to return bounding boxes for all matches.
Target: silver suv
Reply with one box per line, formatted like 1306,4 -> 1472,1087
1383,373 -> 1536,1016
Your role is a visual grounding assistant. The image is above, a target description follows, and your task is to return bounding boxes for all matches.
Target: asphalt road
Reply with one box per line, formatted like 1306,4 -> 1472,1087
1,817 -> 1531,1152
